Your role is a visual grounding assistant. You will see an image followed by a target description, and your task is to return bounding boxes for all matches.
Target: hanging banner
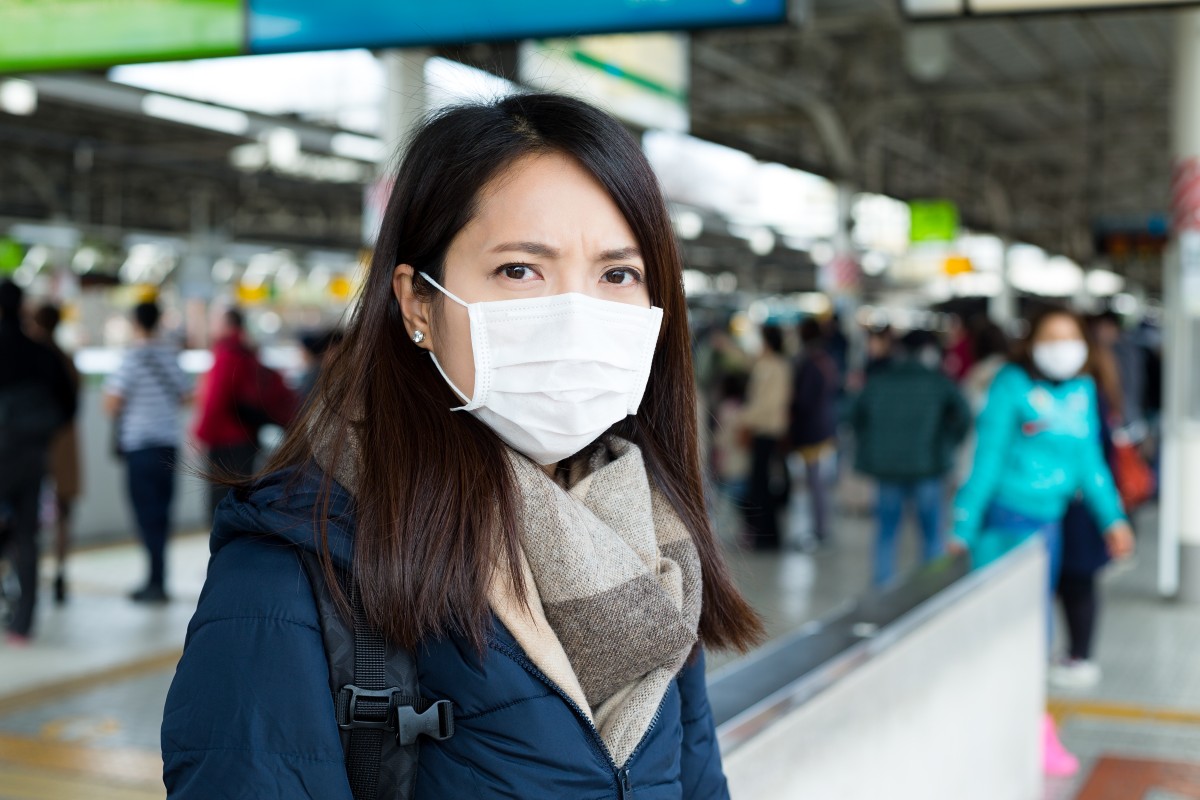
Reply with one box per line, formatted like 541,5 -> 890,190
0,0 -> 788,72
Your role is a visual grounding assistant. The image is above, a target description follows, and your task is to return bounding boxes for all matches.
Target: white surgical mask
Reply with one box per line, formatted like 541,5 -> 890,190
1032,340 -> 1088,381
418,272 -> 663,465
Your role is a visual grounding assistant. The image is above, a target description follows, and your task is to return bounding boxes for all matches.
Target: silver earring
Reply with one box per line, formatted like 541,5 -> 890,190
412,330 -> 425,344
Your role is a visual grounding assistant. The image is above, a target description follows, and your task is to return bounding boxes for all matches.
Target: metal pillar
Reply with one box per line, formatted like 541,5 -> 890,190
1161,9 -> 1200,601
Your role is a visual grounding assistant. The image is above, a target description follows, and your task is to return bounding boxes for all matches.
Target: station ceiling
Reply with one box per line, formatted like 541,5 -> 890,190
689,0 -> 1173,289
0,0 -> 1176,292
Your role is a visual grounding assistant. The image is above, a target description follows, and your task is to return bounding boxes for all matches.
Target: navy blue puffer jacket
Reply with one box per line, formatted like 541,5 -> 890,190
161,467 -> 730,799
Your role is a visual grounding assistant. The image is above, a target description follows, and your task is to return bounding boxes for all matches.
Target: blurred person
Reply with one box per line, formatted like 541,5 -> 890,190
1091,311 -> 1142,427
298,328 -> 344,404
864,324 -> 893,375
0,280 -> 75,645
942,313 -> 975,382
789,318 -> 839,546
849,330 -> 970,588
823,311 -> 850,390
741,324 -> 792,550
163,94 -> 760,799
29,303 -> 81,604
711,372 -> 750,507
194,308 -> 297,518
956,321 -> 1010,486
950,307 -> 1134,777
104,301 -> 190,603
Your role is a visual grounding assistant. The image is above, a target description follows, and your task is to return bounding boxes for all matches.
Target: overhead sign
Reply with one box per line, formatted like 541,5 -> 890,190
0,0 -> 788,73
251,0 -> 787,53
908,199 -> 960,243
0,0 -> 243,72
521,34 -> 689,132
902,0 -> 1200,16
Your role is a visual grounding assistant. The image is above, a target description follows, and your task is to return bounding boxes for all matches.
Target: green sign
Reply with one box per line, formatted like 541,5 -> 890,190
0,0 -> 243,72
0,238 -> 23,274
909,200 -> 959,243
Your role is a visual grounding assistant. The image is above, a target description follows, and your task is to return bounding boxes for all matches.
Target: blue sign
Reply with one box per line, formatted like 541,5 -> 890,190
249,0 -> 789,53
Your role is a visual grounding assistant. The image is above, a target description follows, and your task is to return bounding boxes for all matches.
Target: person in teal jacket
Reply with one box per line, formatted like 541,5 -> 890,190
948,307 -> 1134,778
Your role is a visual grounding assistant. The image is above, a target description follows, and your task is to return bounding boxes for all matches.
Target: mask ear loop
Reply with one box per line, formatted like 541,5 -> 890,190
418,271 -> 470,308
417,271 -> 475,408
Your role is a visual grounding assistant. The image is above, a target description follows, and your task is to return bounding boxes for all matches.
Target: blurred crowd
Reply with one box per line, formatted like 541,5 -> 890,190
697,303 -> 1158,702
0,278 -> 343,646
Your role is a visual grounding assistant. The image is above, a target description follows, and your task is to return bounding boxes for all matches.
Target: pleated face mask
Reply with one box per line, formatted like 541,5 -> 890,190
419,272 -> 664,465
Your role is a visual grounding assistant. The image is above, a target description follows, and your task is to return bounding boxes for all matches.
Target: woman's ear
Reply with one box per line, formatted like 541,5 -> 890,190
393,264 -> 433,350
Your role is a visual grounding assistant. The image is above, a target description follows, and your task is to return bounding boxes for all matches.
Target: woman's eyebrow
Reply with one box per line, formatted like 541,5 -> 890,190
598,246 -> 642,261
490,241 -> 561,258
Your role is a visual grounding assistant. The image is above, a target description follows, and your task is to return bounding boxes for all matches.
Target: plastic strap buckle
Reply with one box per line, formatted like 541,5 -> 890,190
395,699 -> 455,746
337,685 -> 398,732
337,686 -> 455,746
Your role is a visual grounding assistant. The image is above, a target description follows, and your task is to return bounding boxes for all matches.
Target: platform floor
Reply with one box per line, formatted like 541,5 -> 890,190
0,499 -> 1196,799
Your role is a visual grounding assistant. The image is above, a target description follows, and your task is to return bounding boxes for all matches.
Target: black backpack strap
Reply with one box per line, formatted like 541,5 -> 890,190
300,552 -> 454,800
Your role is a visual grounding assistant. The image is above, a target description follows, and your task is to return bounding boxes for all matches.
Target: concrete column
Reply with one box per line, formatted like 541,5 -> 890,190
1161,9 -> 1200,600
364,49 -> 428,245
990,240 -> 1017,333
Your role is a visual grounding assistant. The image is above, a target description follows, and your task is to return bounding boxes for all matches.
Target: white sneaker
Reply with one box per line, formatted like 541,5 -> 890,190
1049,659 -> 1102,690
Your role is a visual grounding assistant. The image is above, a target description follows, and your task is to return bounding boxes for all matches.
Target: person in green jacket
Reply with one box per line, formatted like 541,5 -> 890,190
849,330 -> 970,587
948,306 -> 1134,778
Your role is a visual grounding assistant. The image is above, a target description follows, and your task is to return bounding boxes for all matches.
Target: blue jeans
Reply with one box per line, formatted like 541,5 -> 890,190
126,446 -> 177,590
979,504 -> 1062,649
874,478 -> 944,587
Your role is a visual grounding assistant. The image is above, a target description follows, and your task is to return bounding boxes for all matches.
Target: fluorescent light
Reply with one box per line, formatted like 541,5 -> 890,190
330,132 -> 386,163
0,79 -> 37,116
142,93 -> 250,135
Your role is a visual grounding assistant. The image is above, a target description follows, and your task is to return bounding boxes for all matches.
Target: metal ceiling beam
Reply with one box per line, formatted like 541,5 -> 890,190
692,41 -> 857,178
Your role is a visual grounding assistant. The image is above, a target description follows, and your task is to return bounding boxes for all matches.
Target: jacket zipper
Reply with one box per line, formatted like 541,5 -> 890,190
492,641 -> 672,797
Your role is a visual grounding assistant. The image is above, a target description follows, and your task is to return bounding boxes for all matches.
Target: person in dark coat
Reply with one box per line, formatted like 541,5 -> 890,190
848,330 -> 970,588
0,281 -> 76,644
788,318 -> 839,545
162,94 -> 761,799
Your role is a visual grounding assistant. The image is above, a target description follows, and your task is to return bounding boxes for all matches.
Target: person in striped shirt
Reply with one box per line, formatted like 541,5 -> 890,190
104,301 -> 191,603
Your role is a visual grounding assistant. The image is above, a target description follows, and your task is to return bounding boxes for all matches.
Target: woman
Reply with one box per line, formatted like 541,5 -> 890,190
950,307 -> 1134,777
162,94 -> 761,799
740,324 -> 792,550
1051,316 -> 1125,690
30,303 -> 81,604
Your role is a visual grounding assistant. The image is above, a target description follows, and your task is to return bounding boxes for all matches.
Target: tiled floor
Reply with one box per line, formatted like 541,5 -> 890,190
0,492 -> 1197,799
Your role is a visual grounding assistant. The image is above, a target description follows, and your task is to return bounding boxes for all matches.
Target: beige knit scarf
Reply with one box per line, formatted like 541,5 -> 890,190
499,439 -> 702,766
313,429 -> 701,767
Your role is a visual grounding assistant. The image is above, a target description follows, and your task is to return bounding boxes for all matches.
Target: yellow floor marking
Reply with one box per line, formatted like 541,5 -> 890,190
0,762 -> 162,800
0,651 -> 181,717
0,732 -> 161,787
1049,697 -> 1200,728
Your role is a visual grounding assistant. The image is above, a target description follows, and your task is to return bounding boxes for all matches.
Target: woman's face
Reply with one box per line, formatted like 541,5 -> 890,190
395,152 -> 650,401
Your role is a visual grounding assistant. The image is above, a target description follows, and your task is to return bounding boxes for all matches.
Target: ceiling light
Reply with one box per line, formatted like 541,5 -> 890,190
0,79 -> 37,116
142,93 -> 250,135
331,132 -> 386,163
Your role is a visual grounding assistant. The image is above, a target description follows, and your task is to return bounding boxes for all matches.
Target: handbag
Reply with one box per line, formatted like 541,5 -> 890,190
1112,435 -> 1155,511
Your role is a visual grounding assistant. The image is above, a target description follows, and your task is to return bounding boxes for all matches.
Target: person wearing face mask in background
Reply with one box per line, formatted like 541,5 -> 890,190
162,94 -> 761,800
949,306 -> 1135,779
847,330 -> 970,588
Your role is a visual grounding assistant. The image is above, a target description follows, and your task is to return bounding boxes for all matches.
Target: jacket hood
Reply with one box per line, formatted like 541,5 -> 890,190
210,464 -> 355,570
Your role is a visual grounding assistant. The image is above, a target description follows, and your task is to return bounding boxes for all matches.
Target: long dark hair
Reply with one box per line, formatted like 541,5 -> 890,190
253,93 -> 762,654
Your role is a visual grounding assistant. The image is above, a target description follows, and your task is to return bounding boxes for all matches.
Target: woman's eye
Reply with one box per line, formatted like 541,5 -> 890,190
603,268 -> 642,286
500,264 -> 535,281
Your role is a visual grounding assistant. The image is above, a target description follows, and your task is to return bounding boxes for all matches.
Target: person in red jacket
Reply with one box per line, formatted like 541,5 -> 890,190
195,309 -> 265,519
